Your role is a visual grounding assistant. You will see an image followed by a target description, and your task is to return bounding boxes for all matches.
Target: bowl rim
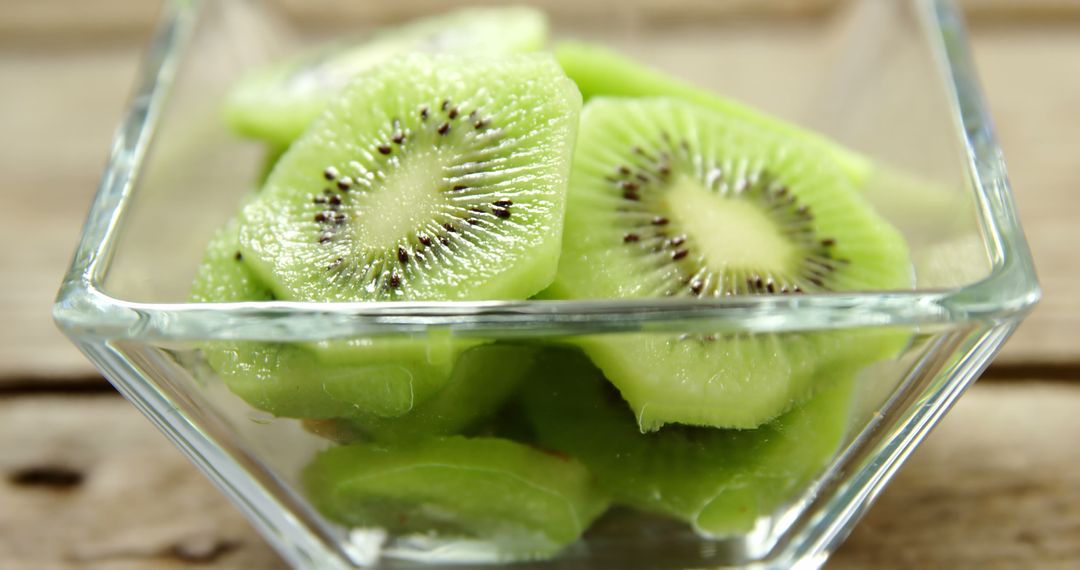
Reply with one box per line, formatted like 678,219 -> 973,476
53,0 -> 1040,342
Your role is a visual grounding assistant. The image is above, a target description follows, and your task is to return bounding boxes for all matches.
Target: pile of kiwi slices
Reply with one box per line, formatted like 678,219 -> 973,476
193,5 -> 913,563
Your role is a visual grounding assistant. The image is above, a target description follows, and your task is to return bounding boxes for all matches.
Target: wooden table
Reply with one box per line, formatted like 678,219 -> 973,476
2,2 -> 1078,568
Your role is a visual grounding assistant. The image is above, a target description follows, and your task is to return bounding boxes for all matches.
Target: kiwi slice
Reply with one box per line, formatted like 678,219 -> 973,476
225,7 -> 548,145
520,348 -> 856,536
239,53 -> 580,306
303,436 -> 610,560
191,220 -> 519,421
545,97 -> 910,430
315,344 -> 539,443
553,41 -> 871,184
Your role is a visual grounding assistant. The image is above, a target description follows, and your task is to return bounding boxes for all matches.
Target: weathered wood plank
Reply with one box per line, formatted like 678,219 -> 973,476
0,46 -> 143,380
2,0 -> 1079,42
0,47 -> 142,381
1,383 -> 1077,568
973,27 -> 1080,365
0,395 -> 287,569
831,381 -> 1080,568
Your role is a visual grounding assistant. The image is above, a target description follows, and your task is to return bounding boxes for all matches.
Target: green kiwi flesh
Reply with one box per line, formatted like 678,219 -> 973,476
302,436 -> 610,560
520,348 -> 856,536
553,41 -> 871,185
191,220 -> 516,421
239,53 -> 581,306
322,344 -> 540,443
225,6 -> 548,145
545,97 -> 911,430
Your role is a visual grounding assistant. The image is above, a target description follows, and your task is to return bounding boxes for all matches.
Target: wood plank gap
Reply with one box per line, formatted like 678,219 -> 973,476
0,377 -> 115,398
983,361 -> 1080,381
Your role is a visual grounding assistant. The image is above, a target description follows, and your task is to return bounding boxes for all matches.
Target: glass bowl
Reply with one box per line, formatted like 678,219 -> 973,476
53,0 -> 1039,568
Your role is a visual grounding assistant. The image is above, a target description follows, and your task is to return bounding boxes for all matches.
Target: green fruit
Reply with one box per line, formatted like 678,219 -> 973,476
553,41 -> 871,184
303,436 -> 610,560
546,97 -> 910,430
318,344 -> 539,443
520,348 -> 856,536
191,220 -> 514,420
239,53 -> 581,304
225,6 -> 548,145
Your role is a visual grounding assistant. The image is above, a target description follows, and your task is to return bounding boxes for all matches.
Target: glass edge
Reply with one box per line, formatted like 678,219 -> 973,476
54,0 -> 1041,342
920,0 -> 1041,317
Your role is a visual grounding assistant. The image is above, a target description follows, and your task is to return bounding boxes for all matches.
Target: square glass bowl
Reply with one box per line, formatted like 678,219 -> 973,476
54,0 -> 1039,568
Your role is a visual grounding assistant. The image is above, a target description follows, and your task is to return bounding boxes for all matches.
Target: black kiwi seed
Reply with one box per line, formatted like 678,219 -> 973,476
328,195 -> 341,206
337,177 -> 353,191
821,238 -> 836,247
652,216 -> 669,226
418,234 -> 432,246
314,212 -> 329,222
453,184 -> 468,192
474,119 -> 489,130
493,207 -> 511,219
234,251 -> 243,261
448,107 -> 459,119
397,246 -> 409,264
439,236 -> 451,246
319,233 -> 333,244
671,249 -> 689,261
623,233 -> 640,243
313,196 -> 327,204
377,144 -> 392,155
323,167 -> 339,181
392,132 -> 406,144
437,122 -> 451,136
388,273 -> 402,289
492,199 -> 512,207
420,106 -> 429,121
443,223 -> 457,233
441,99 -> 451,111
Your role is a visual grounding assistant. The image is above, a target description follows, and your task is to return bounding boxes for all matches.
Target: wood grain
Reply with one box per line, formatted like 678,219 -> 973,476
3,0 -> 1079,43
0,47 -> 141,381
2,383 -> 1076,568
0,395 -> 286,569
973,26 -> 1080,366
832,382 -> 1080,569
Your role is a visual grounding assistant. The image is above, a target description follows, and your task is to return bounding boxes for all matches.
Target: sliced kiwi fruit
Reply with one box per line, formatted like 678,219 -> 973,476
544,97 -> 910,430
191,220 -> 522,421
303,436 -> 610,560
239,53 -> 580,306
225,7 -> 548,145
553,41 -> 871,184
520,348 -> 856,536
311,344 -> 539,443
